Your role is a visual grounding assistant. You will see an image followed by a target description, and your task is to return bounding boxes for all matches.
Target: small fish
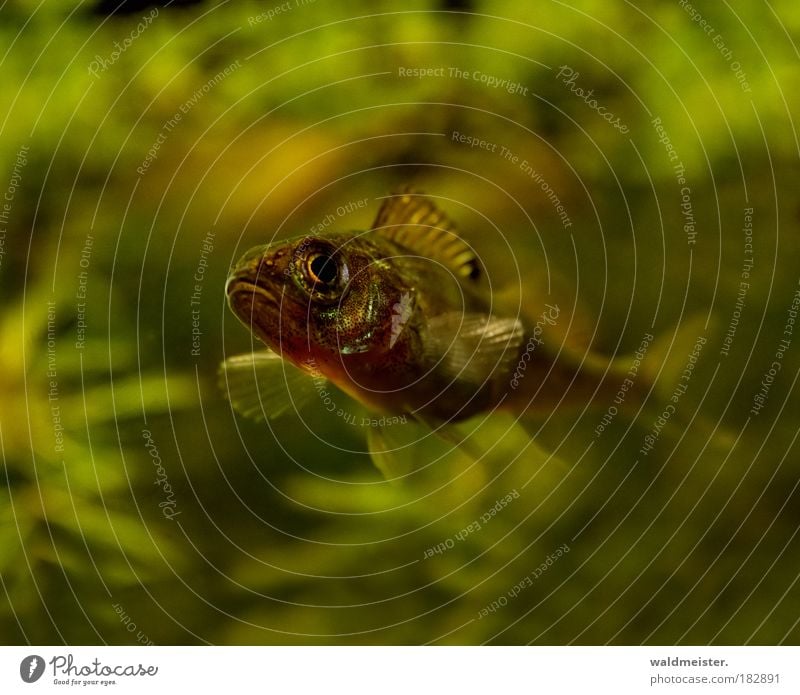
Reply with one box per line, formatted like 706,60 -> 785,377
221,189 -> 697,472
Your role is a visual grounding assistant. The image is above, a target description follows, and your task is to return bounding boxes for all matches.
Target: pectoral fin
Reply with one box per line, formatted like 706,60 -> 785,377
367,411 -> 540,482
366,422 -> 424,481
218,351 -> 321,421
366,416 -> 485,481
425,312 -> 525,386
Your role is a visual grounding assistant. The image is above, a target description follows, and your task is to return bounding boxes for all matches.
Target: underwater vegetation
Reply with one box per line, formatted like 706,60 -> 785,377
1,1 -> 799,644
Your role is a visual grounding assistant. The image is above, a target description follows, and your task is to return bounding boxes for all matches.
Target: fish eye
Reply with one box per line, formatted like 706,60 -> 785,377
306,253 -> 338,286
291,239 -> 349,303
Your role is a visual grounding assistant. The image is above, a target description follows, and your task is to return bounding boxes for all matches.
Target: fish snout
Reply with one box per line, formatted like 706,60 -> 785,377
229,243 -> 269,274
226,244 -> 275,293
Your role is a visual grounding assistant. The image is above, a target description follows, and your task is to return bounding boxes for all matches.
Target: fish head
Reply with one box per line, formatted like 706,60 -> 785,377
226,233 -> 416,384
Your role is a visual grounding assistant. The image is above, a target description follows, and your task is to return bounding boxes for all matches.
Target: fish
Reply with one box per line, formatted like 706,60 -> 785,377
221,188 -> 703,474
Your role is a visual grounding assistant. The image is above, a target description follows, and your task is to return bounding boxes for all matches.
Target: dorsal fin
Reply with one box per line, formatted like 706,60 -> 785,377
370,188 -> 481,282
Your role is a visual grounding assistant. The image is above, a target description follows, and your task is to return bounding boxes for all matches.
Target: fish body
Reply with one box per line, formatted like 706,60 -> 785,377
225,190 -> 602,426
221,189 -> 721,476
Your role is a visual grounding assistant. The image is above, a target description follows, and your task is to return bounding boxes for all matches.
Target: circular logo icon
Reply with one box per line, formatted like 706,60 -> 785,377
20,655 -> 45,683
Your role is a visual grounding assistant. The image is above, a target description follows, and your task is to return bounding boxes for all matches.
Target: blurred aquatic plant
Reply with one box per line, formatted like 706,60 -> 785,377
0,262 -> 196,642
0,0 -> 798,646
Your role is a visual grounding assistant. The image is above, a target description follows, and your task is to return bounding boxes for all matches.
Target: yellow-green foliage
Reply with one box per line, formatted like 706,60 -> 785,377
1,0 -> 798,644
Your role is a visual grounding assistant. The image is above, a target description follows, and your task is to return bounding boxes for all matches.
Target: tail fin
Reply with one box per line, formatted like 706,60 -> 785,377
588,314 -> 712,414
638,314 -> 711,402
622,314 -> 735,451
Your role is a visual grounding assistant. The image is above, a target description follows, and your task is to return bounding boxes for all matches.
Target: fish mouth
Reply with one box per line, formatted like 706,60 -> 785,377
225,272 -> 281,314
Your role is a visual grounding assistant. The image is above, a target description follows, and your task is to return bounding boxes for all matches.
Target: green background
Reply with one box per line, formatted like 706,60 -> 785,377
1,0 -> 798,644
